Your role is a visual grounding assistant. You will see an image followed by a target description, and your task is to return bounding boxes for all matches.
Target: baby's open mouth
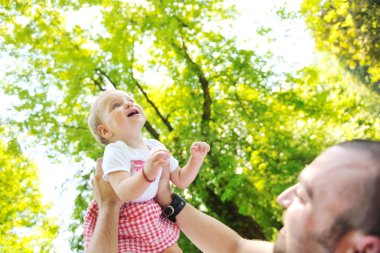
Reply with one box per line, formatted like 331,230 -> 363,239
127,109 -> 139,117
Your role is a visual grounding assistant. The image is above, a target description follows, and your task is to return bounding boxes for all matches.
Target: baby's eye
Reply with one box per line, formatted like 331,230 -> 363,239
112,102 -> 122,109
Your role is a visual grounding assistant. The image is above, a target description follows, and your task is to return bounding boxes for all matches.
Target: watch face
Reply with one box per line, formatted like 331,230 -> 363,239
163,205 -> 175,217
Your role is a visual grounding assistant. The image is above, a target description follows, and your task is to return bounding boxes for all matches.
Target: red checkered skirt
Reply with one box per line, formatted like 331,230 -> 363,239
83,199 -> 180,253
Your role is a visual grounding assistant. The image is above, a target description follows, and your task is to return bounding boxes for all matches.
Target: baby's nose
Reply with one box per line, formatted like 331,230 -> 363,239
124,101 -> 133,108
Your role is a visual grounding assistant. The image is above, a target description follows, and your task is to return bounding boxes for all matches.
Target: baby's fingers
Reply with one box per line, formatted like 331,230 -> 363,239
150,148 -> 170,159
203,142 -> 210,152
152,156 -> 169,169
196,142 -> 210,153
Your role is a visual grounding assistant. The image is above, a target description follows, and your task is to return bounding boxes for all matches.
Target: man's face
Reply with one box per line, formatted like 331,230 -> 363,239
273,146 -> 370,253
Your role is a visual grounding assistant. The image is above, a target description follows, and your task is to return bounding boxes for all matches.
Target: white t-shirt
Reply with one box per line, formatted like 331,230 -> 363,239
102,139 -> 179,202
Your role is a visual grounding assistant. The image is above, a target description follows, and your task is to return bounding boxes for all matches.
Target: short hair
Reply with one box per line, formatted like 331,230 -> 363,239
336,140 -> 380,236
337,139 -> 380,167
87,90 -> 130,146
316,139 -> 380,251
319,139 -> 380,250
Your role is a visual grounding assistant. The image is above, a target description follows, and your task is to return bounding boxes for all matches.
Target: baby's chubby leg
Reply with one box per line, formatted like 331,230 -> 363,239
162,243 -> 183,253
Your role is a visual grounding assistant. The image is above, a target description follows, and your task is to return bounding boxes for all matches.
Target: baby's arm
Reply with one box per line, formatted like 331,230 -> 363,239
108,149 -> 170,202
170,142 -> 210,189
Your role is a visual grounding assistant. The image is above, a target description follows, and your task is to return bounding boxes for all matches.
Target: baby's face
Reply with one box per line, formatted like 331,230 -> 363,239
97,90 -> 146,142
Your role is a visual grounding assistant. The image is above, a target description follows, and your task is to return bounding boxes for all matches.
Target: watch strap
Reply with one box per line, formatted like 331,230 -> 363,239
163,193 -> 186,222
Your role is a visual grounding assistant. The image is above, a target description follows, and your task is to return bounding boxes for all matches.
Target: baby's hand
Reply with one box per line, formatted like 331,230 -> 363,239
144,148 -> 170,180
190,141 -> 210,160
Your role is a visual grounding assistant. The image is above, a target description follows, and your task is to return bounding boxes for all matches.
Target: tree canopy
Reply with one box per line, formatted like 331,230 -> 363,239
301,0 -> 380,92
0,0 -> 379,252
0,127 -> 58,252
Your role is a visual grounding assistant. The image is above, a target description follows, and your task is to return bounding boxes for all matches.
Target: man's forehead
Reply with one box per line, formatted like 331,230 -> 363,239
306,146 -> 371,174
299,146 -> 371,197
300,150 -> 351,183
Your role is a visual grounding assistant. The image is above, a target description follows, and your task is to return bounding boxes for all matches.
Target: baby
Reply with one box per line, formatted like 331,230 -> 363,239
83,89 -> 210,253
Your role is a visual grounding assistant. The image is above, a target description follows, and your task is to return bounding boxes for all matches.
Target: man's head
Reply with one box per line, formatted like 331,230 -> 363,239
88,90 -> 146,145
274,139 -> 380,253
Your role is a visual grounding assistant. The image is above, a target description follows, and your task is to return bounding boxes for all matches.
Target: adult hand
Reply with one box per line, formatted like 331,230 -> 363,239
91,158 -> 123,209
87,158 -> 121,253
154,162 -> 173,208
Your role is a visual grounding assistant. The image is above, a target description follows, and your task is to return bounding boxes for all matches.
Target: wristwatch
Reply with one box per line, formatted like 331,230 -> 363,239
163,193 -> 186,222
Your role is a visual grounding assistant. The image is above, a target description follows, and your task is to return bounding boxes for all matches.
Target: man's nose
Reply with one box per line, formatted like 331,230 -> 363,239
277,183 -> 298,208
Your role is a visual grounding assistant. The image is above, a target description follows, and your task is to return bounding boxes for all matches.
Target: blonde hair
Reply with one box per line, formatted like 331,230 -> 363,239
88,90 -> 130,146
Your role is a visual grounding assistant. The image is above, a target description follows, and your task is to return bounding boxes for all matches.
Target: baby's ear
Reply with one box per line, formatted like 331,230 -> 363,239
97,125 -> 113,139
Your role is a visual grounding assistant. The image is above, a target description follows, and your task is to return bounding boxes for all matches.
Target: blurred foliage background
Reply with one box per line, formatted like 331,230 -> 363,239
0,0 -> 379,252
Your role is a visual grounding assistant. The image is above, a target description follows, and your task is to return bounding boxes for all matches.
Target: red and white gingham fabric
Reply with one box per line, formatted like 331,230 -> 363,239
83,199 -> 180,253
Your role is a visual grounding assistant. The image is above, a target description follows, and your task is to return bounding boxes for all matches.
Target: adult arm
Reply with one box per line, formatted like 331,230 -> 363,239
176,205 -> 273,253
86,159 -> 123,253
156,166 -> 273,253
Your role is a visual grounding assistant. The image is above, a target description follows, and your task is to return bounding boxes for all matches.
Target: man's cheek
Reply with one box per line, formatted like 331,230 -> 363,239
284,204 -> 305,235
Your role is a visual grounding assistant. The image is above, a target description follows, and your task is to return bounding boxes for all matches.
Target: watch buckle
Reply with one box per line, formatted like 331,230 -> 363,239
164,206 -> 175,217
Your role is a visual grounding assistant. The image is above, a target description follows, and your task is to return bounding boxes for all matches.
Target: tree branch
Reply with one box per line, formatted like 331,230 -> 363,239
93,79 -> 106,91
168,33 -> 266,238
172,35 -> 212,137
204,186 -> 266,240
127,38 -> 174,133
174,16 -> 189,28
131,77 -> 174,132
95,69 -> 118,89
144,120 -> 160,140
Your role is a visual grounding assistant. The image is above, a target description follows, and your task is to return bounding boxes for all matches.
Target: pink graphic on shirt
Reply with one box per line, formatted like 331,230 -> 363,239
130,160 -> 145,175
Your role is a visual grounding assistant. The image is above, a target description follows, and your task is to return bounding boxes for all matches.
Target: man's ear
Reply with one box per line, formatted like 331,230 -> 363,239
97,125 -> 113,139
354,233 -> 380,253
